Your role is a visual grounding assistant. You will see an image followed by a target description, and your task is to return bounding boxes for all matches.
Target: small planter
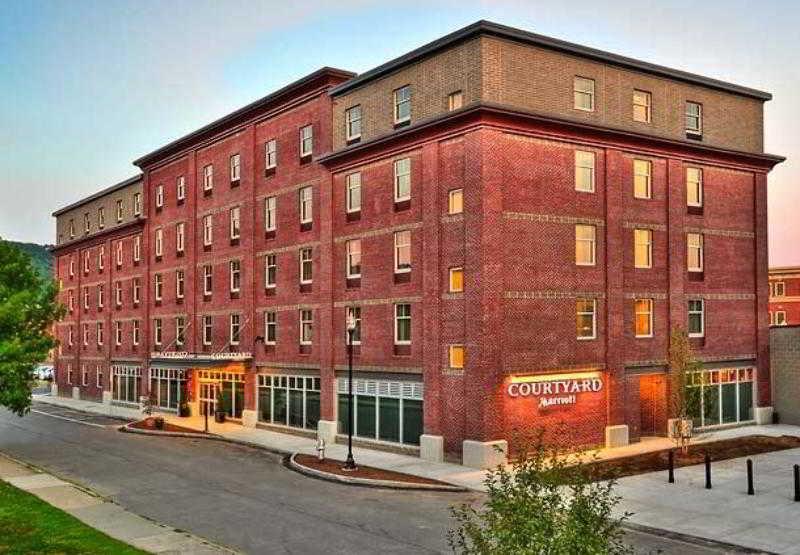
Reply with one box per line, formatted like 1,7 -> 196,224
178,404 -> 191,418
153,416 -> 165,430
214,410 -> 226,424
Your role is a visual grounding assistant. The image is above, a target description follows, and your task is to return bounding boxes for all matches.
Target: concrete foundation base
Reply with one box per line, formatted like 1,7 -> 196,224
241,410 -> 257,428
605,424 -> 629,448
51,383 -> 58,396
462,439 -> 507,469
71,387 -> 80,400
419,434 -> 444,463
102,391 -> 112,405
317,420 -> 338,444
754,406 -> 774,425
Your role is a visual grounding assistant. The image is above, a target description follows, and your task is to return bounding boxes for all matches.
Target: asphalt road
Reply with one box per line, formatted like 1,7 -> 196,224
0,403 -> 752,554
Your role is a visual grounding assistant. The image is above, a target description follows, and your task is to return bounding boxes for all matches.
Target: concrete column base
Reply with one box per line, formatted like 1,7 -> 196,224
317,420 -> 338,445
102,391 -> 112,405
51,383 -> 58,396
420,434 -> 444,463
71,386 -> 80,400
462,439 -> 507,469
605,424 -> 630,448
754,406 -> 774,425
241,409 -> 257,428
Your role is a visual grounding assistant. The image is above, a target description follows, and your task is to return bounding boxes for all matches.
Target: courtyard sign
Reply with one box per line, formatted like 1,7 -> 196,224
507,372 -> 603,409
150,351 -> 253,362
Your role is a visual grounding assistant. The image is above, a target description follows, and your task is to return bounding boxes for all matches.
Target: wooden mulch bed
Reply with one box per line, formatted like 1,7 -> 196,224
293,454 -> 450,486
586,435 -> 800,481
129,417 -> 205,434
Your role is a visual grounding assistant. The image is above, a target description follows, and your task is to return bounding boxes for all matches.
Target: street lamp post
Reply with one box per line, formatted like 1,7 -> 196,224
343,312 -> 357,471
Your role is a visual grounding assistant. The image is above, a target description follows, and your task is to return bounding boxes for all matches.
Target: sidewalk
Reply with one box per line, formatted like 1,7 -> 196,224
0,452 -> 234,554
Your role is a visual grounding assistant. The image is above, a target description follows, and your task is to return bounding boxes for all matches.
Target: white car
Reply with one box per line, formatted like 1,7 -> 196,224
33,365 -> 54,380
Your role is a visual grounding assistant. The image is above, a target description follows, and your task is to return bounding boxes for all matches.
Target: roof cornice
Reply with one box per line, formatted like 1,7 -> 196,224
52,174 -> 143,217
50,217 -> 146,253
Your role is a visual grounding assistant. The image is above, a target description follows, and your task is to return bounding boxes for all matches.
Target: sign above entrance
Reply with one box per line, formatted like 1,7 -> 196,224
150,351 -> 253,362
507,371 -> 604,409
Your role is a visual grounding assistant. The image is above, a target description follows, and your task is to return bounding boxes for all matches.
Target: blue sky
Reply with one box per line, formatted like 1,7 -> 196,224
1,0 -> 798,263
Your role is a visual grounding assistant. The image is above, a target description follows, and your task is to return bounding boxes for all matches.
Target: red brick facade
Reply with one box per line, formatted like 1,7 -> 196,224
769,267 -> 800,326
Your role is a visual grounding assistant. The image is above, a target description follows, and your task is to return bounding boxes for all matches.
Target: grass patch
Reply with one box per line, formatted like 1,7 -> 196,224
0,480 -> 148,554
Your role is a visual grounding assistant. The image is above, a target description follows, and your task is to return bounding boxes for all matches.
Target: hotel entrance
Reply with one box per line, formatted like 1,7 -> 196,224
197,369 -> 245,419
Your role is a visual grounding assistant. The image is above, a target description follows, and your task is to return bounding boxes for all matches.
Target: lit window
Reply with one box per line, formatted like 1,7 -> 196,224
449,345 -> 465,369
573,77 -> 595,111
576,298 -> 597,340
394,85 -> 411,124
203,265 -> 213,296
299,309 -> 313,344
154,274 -> 163,301
346,105 -> 362,141
265,254 -> 276,288
203,165 -> 214,191
265,312 -> 277,345
346,306 -> 361,344
394,230 -> 411,273
176,269 -> 185,299
265,196 -> 277,231
299,248 -> 313,284
448,90 -> 463,111
300,125 -> 313,157
686,102 -> 703,135
203,215 -> 213,246
230,314 -> 241,345
575,224 -> 596,266
156,184 -> 164,208
177,175 -> 185,201
449,267 -> 463,292
634,299 -> 653,338
394,303 -> 411,344
265,139 -> 277,169
448,189 -> 463,214
686,167 -> 703,207
632,90 -> 651,123
688,299 -> 704,337
229,206 -> 241,239
346,173 -> 361,213
687,233 -> 704,272
634,229 -> 653,269
176,222 -> 185,253
299,186 -> 313,224
202,316 -> 213,345
154,228 -> 163,257
229,260 -> 241,293
575,150 -> 595,192
394,158 -> 411,201
230,153 -> 241,183
346,239 -> 361,278
633,159 -> 652,199
175,317 -> 186,346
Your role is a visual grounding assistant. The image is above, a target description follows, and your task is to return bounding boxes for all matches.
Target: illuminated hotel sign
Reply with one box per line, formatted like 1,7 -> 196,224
150,351 -> 253,362
507,371 -> 603,409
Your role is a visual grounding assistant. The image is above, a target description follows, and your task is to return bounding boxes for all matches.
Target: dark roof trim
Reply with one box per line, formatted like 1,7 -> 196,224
49,217 -> 145,253
52,174 -> 143,217
329,20 -> 772,101
133,67 -> 355,168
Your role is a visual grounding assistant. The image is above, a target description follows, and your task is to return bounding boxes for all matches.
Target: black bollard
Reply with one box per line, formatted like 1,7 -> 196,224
668,450 -> 675,484
705,453 -> 712,489
747,459 -> 754,495
794,465 -> 800,502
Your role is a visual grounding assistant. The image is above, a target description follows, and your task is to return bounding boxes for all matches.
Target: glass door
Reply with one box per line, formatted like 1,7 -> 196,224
199,382 -> 219,416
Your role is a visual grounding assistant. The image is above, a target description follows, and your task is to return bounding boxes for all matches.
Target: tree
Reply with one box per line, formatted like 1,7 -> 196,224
448,430 -> 631,554
668,326 -> 701,452
0,240 -> 64,416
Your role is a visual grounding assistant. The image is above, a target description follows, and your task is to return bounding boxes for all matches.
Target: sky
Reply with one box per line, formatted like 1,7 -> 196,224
1,0 -> 798,265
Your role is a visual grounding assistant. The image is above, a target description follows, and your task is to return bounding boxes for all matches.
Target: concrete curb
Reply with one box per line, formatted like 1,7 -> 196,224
622,522 -> 777,554
286,453 -> 467,492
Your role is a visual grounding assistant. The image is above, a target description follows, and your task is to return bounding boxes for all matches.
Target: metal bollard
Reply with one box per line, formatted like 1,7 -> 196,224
668,450 -> 675,484
747,459 -> 754,495
705,453 -> 712,489
794,465 -> 800,502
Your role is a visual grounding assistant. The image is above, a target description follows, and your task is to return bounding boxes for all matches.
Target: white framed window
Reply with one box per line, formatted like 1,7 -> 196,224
346,173 -> 361,213
230,153 -> 241,182
154,228 -> 163,257
448,90 -> 463,111
84,213 -> 90,233
299,187 -> 313,224
394,158 -> 411,201
67,364 -> 73,384
133,235 -> 141,262
687,233 -> 704,272
346,239 -> 361,278
83,286 -> 89,309
686,101 -> 703,135
632,89 -> 651,123
634,229 -> 653,269
68,290 -> 74,311
154,273 -> 163,301
299,309 -> 313,345
394,230 -> 411,273
449,267 -> 464,293
177,175 -> 185,201
155,184 -> 164,208
96,366 -> 103,388
394,303 -> 411,345
346,105 -> 362,141
575,224 -> 596,266
265,311 -> 277,345
84,251 -> 90,273
175,317 -> 186,346
115,281 -> 122,306
133,193 -> 142,216
300,125 -> 313,157
265,254 -> 276,288
265,139 -> 277,169
393,85 -> 411,124
686,167 -> 703,207
230,314 -> 241,345
575,150 -> 595,192
633,159 -> 652,199
116,241 -> 123,267
132,278 -> 140,305
265,196 -> 277,231
449,345 -> 465,369
69,258 -> 75,277
775,311 -> 787,326
346,306 -> 361,344
116,200 -> 123,222
176,222 -> 185,253
98,207 -> 105,229
203,214 -> 213,246
634,299 -> 654,338
82,365 -> 88,386
774,282 -> 786,297
68,326 -> 74,346
98,246 -> 105,270
82,323 -> 89,346
132,320 -> 140,345
203,265 -> 213,296
115,321 -> 122,346
97,284 -> 104,308
299,248 -> 313,284
96,322 -> 104,346
573,76 -> 595,111
69,219 -> 75,238
202,316 -> 212,346
577,299 -> 597,340
229,206 -> 241,239
154,318 -> 163,346
448,189 -> 463,215
688,299 -> 705,338
176,269 -> 185,299
203,164 -> 213,191
229,260 -> 241,293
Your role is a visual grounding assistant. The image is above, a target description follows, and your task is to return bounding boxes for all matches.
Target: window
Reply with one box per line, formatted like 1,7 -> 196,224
69,258 -> 75,277
346,306 -> 361,344
84,213 -> 90,233
97,366 -> 104,388
133,193 -> 142,216
686,167 -> 703,207
687,233 -> 704,272
203,214 -> 213,246
394,230 -> 411,273
688,299 -> 704,337
112,366 -> 141,403
634,229 -> 653,269
202,164 -> 214,191
230,314 -> 241,345
230,153 -> 240,183
132,320 -> 140,345
299,248 -> 313,284
229,207 -> 241,239
573,77 -> 595,111
448,189 -> 463,214
774,282 -> 786,297
394,304 -> 411,344
449,345 -> 465,369
177,175 -> 185,201
203,265 -> 213,296
300,125 -> 313,157
394,158 -> 411,201
83,323 -> 89,345
260,374 -> 322,431
230,260 -> 241,293
133,278 -> 141,305
175,317 -> 186,346
202,316 -> 212,345
115,281 -> 122,306
265,196 -> 277,231
686,102 -> 703,134
265,139 -> 277,169
116,200 -> 123,222
449,267 -> 464,292
632,90 -> 651,122
265,312 -> 277,345
68,290 -> 74,311
98,207 -> 105,229
156,184 -> 164,208
299,309 -> 313,344
633,159 -> 652,199
634,299 -> 653,338
83,286 -> 89,309
155,228 -> 163,257
133,236 -> 141,262
775,311 -> 787,326
97,284 -> 104,308
67,364 -> 73,384
346,173 -> 361,213
68,326 -> 74,346
176,269 -> 185,299
575,150 -> 595,192
69,219 -> 75,238
576,298 -> 596,339
575,224 -> 596,266
394,85 -> 411,124
346,239 -> 361,278
96,322 -> 104,346
346,105 -> 362,141
115,322 -> 122,346
116,242 -> 123,267
448,90 -> 463,111
154,274 -> 163,301
265,254 -> 276,288
154,318 -> 162,345
176,222 -> 185,253
82,366 -> 88,386
98,246 -> 105,270
299,186 -> 313,224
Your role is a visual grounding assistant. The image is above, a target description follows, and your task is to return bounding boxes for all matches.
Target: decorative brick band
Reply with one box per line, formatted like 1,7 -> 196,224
442,368 -> 465,376
151,313 -> 188,320
198,200 -> 243,218
256,241 -> 319,257
196,254 -> 245,267
625,354 -> 756,367
686,293 -> 756,300
504,291 -> 606,300
684,226 -> 755,239
333,296 -> 422,308
81,279 -> 108,288
334,221 -> 423,244
503,363 -> 607,374
255,179 -> 320,203
623,292 -> 669,300
196,308 -> 247,317
255,303 -> 321,313
80,318 -> 105,324
441,293 -> 464,301
504,212 -> 606,226
623,221 -> 668,232
441,214 -> 464,224
111,317 -> 143,323
151,265 -> 186,275
256,361 -> 321,370
334,364 -> 423,375
80,356 -> 108,361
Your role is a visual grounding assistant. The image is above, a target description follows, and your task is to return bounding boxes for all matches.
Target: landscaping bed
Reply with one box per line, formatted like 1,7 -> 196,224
129,417 -> 203,434
586,435 -> 800,481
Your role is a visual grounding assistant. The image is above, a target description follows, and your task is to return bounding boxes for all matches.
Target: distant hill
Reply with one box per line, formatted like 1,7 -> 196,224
3,241 -> 54,280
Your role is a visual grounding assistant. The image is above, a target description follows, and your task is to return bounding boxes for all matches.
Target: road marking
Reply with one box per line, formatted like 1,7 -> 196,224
30,409 -> 109,429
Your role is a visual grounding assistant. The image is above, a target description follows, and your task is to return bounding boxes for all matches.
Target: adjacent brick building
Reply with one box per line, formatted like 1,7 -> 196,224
52,21 -> 784,466
769,266 -> 800,326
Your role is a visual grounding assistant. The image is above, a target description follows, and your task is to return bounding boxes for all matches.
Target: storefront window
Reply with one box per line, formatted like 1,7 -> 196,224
149,368 -> 186,411
197,370 -> 245,419
111,365 -> 141,404
257,375 -> 320,430
686,367 -> 754,428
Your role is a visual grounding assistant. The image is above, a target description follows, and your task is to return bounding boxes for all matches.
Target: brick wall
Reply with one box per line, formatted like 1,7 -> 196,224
770,326 -> 800,424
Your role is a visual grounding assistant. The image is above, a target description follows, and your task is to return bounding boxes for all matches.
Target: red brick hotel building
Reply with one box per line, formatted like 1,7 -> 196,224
51,21 -> 784,467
